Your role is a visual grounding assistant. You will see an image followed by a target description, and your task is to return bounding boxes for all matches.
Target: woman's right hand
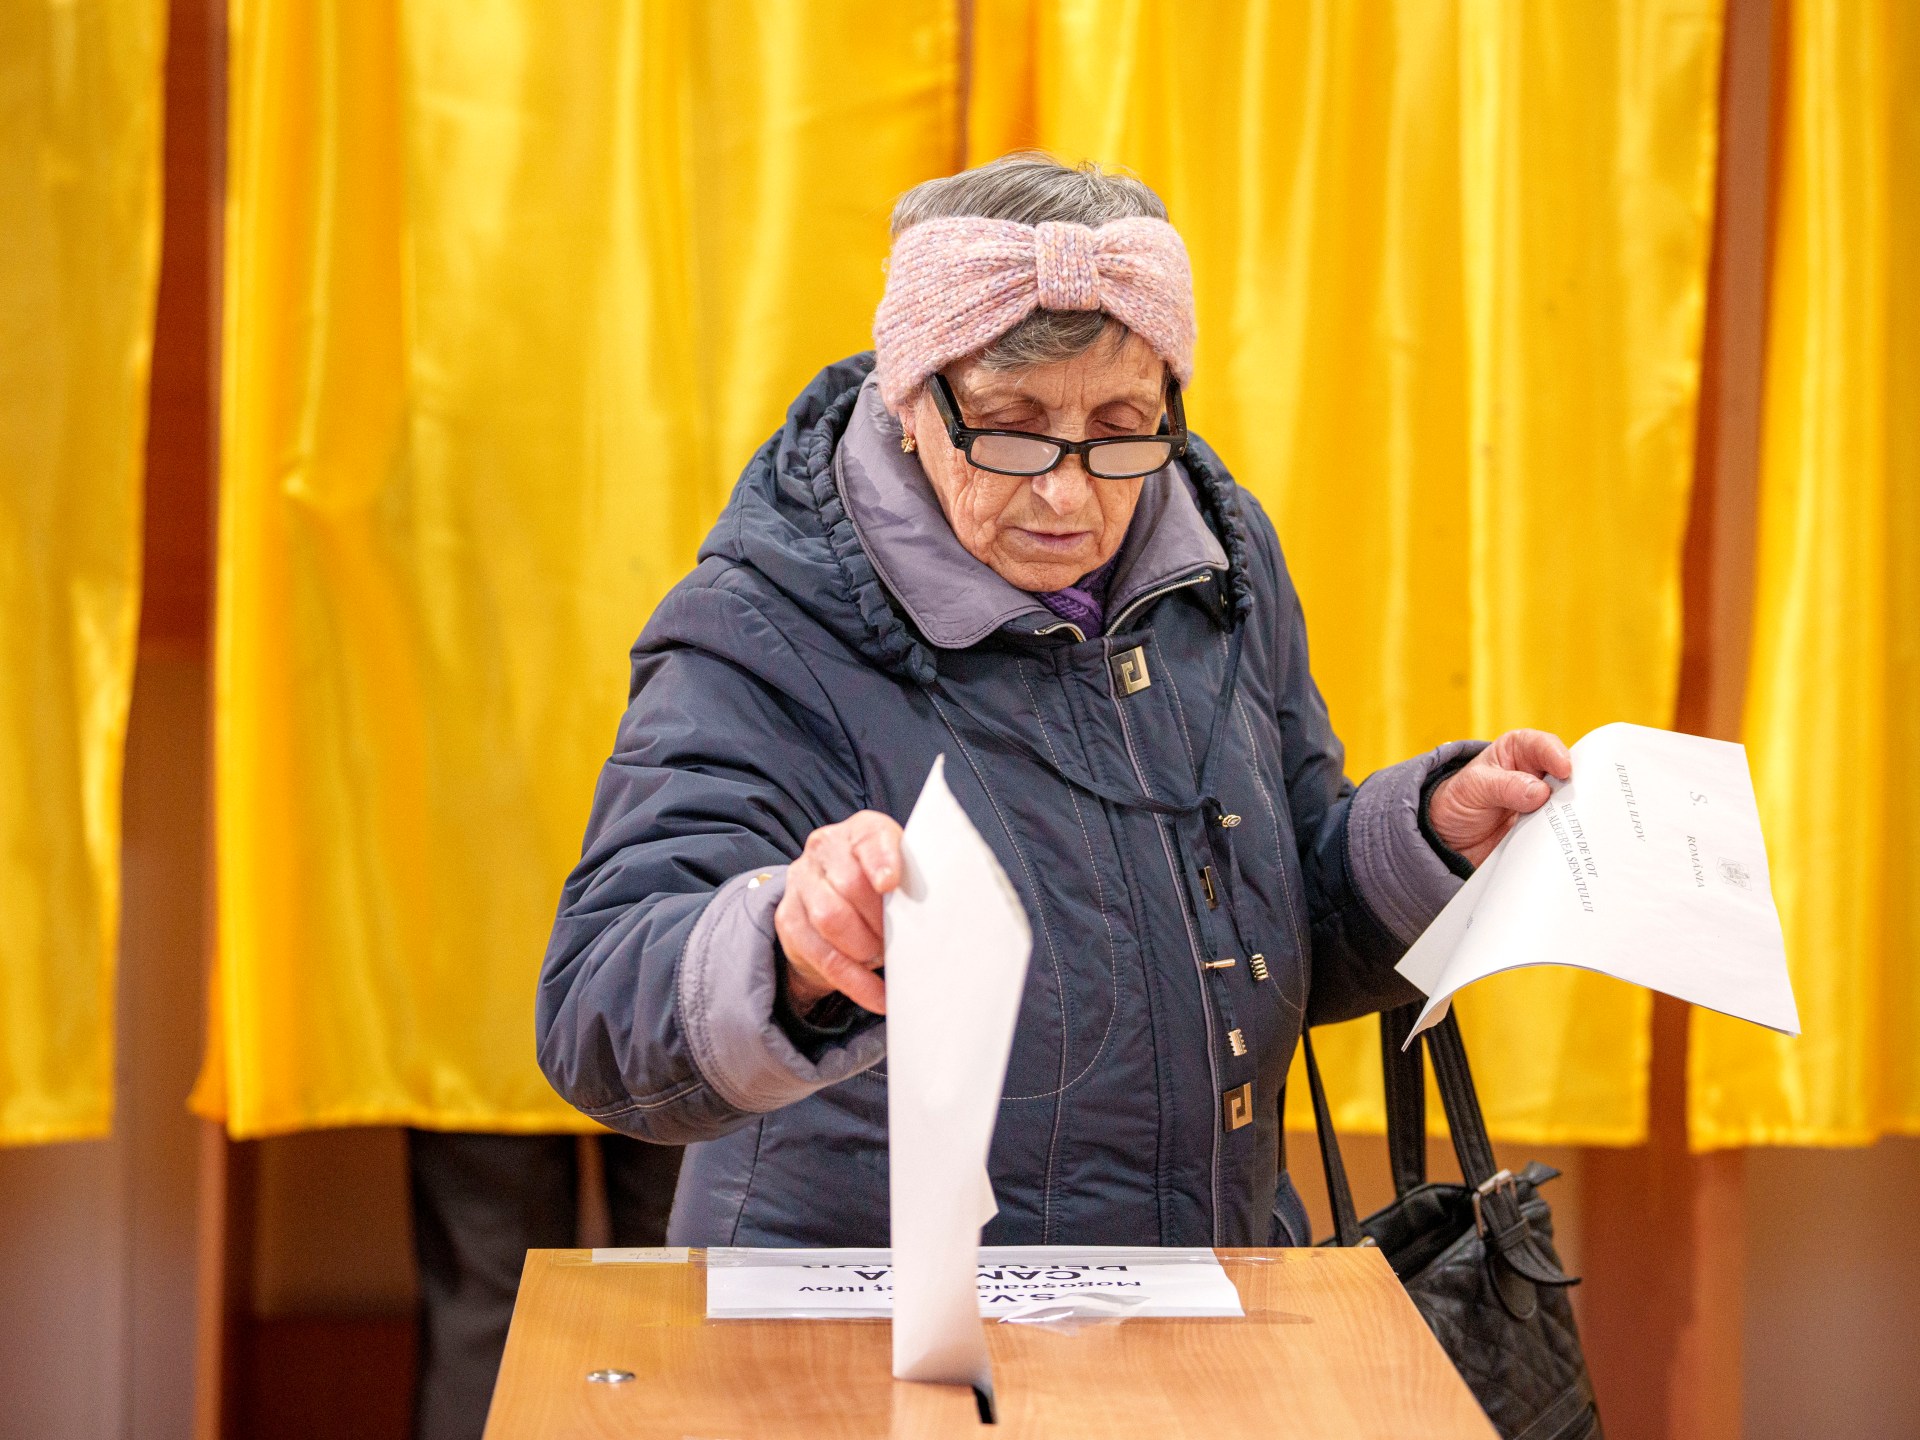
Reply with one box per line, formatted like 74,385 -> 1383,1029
773,810 -> 904,1016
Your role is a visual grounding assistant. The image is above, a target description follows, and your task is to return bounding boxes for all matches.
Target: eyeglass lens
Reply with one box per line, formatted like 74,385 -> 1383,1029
967,433 -> 1174,479
969,433 -> 1063,475
1086,438 -> 1176,478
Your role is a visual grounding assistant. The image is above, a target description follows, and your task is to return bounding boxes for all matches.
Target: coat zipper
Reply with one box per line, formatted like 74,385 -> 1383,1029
1107,569 -> 1214,633
1106,628 -> 1225,1245
1040,570 -> 1227,1238
1030,569 -> 1215,645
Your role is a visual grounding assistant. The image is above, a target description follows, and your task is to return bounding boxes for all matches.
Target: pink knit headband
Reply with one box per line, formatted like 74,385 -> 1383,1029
872,216 -> 1197,412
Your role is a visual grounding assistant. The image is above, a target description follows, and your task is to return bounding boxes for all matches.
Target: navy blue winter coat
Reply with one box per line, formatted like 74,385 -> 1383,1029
537,357 -> 1472,1247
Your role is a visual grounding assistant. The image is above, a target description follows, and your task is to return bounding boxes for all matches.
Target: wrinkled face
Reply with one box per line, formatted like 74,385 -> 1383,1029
904,329 -> 1166,593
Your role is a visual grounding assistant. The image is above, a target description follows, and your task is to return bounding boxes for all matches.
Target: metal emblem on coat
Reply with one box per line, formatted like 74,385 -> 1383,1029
1222,1082 -> 1254,1131
1111,644 -> 1152,695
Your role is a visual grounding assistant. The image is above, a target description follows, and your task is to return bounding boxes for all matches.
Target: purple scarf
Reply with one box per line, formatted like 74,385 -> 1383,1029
1034,553 -> 1121,637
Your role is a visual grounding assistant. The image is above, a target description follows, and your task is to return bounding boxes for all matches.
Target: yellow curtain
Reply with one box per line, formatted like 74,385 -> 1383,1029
0,2 -> 165,1143
970,0 -> 1725,1142
198,1 -> 961,1137
1689,0 -> 1920,1147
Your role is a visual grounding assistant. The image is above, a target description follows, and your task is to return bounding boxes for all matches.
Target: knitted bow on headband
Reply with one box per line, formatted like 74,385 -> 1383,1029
871,216 -> 1197,412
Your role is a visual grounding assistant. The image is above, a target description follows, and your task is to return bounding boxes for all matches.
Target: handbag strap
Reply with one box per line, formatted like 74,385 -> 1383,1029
1307,1008 -> 1577,1286
1422,1010 -> 1578,1288
1423,1010 -> 1501,1189
1372,1005 -> 1501,1192
1299,1030 -> 1364,1247
1379,1005 -> 1427,1195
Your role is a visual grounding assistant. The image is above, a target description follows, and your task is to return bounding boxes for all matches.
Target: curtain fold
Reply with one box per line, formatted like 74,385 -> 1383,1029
198,0 -> 960,1137
1689,0 -> 1920,1148
0,1 -> 165,1143
970,0 -> 1725,1142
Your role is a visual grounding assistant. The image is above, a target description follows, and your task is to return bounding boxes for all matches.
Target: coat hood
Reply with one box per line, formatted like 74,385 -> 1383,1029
698,353 -> 1255,685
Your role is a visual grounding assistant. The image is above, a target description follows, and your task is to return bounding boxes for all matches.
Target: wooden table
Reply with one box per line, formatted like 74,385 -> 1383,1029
484,1247 -> 1495,1438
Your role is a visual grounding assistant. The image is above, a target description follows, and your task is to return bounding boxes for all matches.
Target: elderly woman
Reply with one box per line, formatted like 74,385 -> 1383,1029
538,155 -> 1569,1248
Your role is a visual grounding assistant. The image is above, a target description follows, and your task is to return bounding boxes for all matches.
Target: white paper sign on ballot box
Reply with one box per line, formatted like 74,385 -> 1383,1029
705,1246 -> 1244,1322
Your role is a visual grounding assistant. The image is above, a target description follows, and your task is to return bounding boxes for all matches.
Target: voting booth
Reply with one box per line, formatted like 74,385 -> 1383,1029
483,1246 -> 1496,1438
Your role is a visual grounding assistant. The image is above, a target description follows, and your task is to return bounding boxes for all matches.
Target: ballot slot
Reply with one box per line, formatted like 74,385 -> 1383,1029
973,1385 -> 997,1425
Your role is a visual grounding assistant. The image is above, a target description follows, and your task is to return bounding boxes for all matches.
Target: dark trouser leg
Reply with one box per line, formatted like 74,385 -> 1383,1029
1271,1169 -> 1315,1247
407,1131 -> 578,1440
600,1135 -> 684,1247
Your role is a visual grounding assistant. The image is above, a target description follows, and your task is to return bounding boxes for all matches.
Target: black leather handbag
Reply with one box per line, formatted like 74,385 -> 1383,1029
1298,1005 -> 1603,1440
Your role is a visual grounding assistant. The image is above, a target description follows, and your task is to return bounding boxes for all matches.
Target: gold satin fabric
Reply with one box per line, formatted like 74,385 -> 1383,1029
198,1 -> 960,1135
970,0 -> 1725,1142
1689,0 -> 1920,1147
0,2 -> 165,1143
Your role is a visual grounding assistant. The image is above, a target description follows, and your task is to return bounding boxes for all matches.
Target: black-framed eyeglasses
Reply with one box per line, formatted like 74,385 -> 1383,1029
928,371 -> 1187,480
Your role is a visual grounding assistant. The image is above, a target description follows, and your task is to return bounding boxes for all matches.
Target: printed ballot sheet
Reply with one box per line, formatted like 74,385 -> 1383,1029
1398,723 -> 1798,1041
884,757 -> 1032,1391
704,1247 -> 1244,1321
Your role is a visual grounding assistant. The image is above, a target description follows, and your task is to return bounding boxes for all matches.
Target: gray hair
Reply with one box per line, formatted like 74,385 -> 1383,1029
889,153 -> 1170,372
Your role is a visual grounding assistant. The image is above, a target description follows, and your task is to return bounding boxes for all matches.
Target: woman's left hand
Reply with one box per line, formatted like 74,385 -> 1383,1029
1426,729 -> 1573,867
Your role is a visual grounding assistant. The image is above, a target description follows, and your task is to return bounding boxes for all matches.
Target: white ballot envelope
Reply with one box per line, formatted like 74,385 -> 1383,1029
885,757 -> 1032,1393
1397,723 -> 1798,1042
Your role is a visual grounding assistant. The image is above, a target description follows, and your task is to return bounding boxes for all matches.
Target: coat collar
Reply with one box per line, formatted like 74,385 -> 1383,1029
832,373 -> 1228,647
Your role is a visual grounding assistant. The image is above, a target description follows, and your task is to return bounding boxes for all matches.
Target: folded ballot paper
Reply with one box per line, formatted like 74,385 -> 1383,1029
1396,723 -> 1798,1043
885,757 -> 1032,1393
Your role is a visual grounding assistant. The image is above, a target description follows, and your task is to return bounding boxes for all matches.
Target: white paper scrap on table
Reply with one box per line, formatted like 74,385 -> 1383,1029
703,1246 -> 1243,1321
1397,723 -> 1798,1042
885,756 -> 1032,1391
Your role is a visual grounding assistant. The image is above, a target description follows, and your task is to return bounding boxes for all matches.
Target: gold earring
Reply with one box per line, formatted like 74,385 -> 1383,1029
900,431 -> 917,453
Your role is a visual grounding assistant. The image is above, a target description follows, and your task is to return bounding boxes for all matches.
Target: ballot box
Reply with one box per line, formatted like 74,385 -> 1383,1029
482,1246 -> 1495,1438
